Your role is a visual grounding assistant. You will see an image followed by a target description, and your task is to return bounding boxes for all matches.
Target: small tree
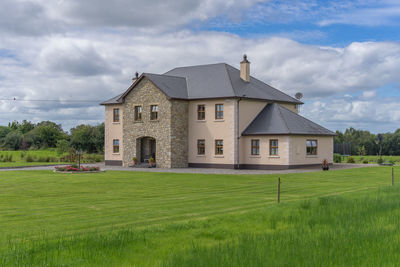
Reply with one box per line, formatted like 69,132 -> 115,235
56,139 -> 69,155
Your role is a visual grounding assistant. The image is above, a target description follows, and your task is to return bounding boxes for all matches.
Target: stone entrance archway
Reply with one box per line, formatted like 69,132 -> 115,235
136,137 -> 156,163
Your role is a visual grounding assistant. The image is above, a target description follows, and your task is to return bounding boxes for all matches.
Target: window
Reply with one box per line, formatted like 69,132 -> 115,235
113,108 -> 119,122
306,140 -> 318,155
113,139 -> 120,153
197,105 -> 205,120
134,106 -> 142,121
215,140 -> 223,155
270,139 -> 279,156
197,139 -> 205,155
251,139 -> 260,155
215,104 -> 224,120
150,105 -> 158,120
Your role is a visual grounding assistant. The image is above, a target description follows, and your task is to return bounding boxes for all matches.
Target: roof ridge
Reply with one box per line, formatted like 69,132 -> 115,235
277,104 -> 335,134
144,72 -> 186,79
250,76 -> 302,104
275,104 -> 291,134
166,62 -> 227,72
223,64 -> 237,97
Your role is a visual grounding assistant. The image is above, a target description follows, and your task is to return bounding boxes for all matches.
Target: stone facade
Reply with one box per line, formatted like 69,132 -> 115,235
122,78 -> 188,168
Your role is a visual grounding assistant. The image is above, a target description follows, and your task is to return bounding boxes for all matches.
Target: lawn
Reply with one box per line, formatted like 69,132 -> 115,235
0,149 -> 103,168
0,167 -> 398,266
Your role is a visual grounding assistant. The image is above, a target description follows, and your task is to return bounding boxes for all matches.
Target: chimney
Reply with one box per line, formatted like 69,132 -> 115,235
240,54 -> 250,82
132,72 -> 139,83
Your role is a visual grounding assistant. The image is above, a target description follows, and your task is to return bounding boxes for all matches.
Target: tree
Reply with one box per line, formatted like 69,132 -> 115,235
2,131 -> 23,150
70,124 -> 104,153
56,139 -> 69,155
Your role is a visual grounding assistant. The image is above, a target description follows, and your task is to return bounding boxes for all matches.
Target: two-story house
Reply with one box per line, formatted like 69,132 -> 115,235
101,55 -> 335,169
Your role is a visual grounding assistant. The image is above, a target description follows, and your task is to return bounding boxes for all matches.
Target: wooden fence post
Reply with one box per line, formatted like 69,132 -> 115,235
278,177 -> 281,204
392,167 -> 394,186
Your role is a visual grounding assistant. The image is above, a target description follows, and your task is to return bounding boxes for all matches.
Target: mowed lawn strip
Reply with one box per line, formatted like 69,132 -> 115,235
0,166 -> 395,242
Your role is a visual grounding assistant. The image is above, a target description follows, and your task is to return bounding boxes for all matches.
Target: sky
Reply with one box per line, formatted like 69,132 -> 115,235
0,0 -> 399,133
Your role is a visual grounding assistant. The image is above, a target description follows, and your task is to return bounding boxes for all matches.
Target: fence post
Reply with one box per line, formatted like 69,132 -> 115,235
277,177 -> 281,204
392,167 -> 394,186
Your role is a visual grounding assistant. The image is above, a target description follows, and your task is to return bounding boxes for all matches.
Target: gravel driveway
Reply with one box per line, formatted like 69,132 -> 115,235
0,163 -> 375,174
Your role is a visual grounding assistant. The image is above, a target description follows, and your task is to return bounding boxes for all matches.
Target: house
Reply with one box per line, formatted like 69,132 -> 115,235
101,55 -> 335,169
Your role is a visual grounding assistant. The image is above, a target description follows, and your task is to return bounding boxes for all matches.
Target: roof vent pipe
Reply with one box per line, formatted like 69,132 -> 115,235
240,54 -> 250,82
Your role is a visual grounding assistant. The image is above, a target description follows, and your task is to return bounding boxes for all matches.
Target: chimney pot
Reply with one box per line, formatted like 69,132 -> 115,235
240,54 -> 250,82
132,72 -> 139,83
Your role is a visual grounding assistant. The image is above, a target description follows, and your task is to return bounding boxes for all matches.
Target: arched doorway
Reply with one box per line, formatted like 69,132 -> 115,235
137,137 -> 156,163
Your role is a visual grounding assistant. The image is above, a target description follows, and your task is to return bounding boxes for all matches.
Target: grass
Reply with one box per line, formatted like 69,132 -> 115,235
0,167 -> 398,265
164,186 -> 400,266
0,149 -> 103,168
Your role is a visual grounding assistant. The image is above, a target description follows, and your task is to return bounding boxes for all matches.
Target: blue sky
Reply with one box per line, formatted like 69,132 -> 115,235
0,0 -> 399,133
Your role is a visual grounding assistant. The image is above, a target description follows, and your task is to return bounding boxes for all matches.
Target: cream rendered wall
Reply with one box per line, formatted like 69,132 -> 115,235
289,136 -> 333,165
104,105 -> 123,161
240,136 -> 290,165
238,99 -> 267,133
280,103 -> 298,114
188,99 -> 235,165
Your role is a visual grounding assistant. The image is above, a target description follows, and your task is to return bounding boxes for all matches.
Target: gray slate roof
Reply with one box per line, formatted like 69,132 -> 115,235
242,103 -> 335,136
165,63 -> 302,103
101,63 -> 302,105
100,93 -> 123,105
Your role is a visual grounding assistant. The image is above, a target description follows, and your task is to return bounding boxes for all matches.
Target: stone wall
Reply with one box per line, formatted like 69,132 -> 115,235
170,99 -> 189,167
122,77 -> 188,168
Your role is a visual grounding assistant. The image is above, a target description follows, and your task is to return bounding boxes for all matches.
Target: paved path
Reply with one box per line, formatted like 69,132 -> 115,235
0,163 -> 375,174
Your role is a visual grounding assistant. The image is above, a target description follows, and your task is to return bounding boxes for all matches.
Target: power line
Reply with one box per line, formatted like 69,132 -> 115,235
0,98 -> 102,103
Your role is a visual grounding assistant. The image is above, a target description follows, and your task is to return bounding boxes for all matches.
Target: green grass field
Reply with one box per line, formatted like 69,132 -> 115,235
0,167 -> 398,266
0,149 -> 103,168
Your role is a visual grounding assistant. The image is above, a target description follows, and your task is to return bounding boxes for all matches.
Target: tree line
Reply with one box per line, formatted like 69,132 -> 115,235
334,127 -> 400,156
0,120 -> 104,154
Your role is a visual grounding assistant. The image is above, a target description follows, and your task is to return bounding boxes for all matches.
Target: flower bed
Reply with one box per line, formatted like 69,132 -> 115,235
54,165 -> 101,173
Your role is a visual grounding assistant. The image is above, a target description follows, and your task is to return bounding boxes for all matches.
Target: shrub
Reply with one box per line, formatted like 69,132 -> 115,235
377,158 -> 384,164
333,153 -> 342,163
26,154 -> 34,162
346,157 -> 355,164
363,159 -> 369,164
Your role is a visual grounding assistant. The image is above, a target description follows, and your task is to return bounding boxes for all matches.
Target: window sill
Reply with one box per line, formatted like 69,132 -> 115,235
150,120 -> 159,122
196,120 -> 206,123
214,120 -> 225,122
250,155 -> 261,158
112,153 -> 120,155
133,120 -> 143,123
269,156 -> 280,158
214,155 -> 224,158
196,155 -> 206,157
112,122 -> 120,124
306,155 -> 318,158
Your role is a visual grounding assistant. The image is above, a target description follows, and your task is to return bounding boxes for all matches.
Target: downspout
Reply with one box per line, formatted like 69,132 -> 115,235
236,97 -> 243,169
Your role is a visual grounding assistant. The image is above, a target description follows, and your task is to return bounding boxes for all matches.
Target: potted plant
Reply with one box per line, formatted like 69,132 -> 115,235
133,156 -> 137,165
322,159 -> 329,171
149,157 -> 155,167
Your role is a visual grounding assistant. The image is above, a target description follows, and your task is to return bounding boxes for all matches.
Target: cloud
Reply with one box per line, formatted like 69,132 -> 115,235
0,0 -> 63,36
39,39 -> 117,76
1,29 -> 400,131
